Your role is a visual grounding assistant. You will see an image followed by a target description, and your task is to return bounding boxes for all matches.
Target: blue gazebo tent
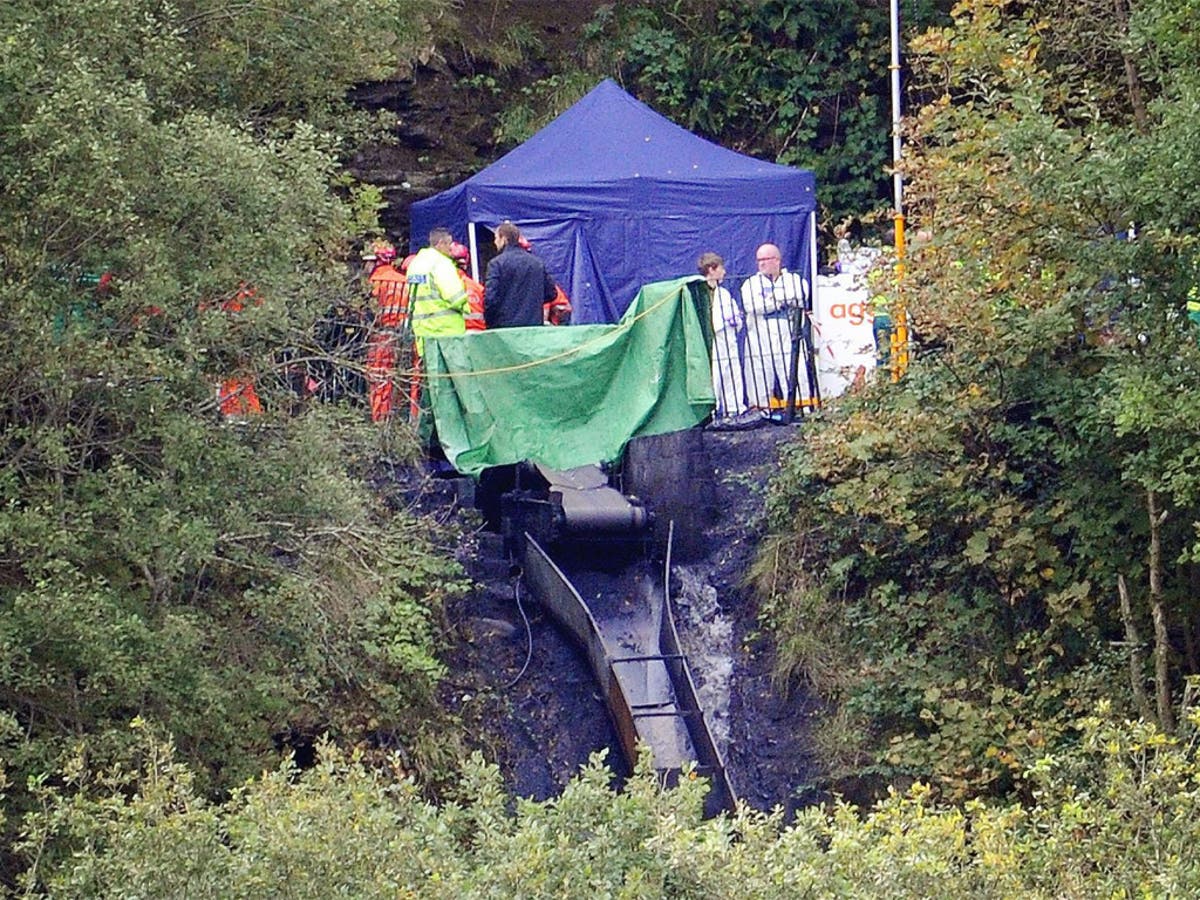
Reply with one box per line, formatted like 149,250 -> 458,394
410,79 -> 818,324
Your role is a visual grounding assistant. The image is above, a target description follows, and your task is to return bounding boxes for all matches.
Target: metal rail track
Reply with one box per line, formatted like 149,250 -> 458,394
518,528 -> 737,818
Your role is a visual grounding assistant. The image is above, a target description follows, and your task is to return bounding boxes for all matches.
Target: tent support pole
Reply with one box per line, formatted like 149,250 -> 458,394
890,0 -> 909,380
808,209 -> 818,314
808,210 -> 821,409
467,222 -> 481,282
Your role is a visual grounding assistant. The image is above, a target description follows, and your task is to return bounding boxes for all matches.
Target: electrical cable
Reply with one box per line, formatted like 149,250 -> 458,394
504,575 -> 533,689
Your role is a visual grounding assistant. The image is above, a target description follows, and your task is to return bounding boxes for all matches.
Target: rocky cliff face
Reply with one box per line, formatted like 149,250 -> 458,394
347,0 -> 609,247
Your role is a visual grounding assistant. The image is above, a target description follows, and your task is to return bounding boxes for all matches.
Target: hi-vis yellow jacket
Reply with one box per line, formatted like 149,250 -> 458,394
406,247 -> 469,348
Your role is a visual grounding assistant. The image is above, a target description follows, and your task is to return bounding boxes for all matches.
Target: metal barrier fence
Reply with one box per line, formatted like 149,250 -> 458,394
303,273 -> 820,427
701,272 -> 820,426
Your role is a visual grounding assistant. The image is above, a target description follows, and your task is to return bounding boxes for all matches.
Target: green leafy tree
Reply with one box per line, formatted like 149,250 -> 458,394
755,0 -> 1200,800
479,0 -> 954,231
0,0 -> 467,878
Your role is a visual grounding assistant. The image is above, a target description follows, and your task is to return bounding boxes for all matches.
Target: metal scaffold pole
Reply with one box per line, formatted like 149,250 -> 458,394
889,0 -> 910,380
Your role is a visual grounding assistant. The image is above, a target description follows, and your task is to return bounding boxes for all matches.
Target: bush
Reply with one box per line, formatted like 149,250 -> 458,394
0,0 -> 470,868
17,712 -> 1200,897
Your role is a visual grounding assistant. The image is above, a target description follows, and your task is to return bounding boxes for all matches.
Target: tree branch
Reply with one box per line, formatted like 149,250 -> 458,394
1117,572 -> 1154,721
1147,489 -> 1175,733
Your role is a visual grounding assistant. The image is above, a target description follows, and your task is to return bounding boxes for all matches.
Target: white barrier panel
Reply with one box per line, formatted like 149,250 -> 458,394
812,270 -> 877,400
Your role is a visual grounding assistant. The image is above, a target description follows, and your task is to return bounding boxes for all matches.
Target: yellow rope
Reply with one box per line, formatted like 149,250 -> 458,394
415,289 -> 680,380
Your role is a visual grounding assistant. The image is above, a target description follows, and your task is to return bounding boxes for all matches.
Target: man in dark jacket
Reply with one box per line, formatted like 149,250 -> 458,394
484,221 -> 556,328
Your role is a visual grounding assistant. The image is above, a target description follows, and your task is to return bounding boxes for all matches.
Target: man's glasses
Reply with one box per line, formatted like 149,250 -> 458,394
756,256 -> 780,262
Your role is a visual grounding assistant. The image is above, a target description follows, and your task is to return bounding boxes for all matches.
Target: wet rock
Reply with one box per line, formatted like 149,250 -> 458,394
466,616 -> 518,640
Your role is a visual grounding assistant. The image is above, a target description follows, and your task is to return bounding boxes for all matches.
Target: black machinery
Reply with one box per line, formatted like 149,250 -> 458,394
500,462 -> 651,553
495,455 -> 737,818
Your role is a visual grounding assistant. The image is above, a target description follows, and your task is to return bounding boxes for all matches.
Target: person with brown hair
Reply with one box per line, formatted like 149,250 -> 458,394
484,221 -> 556,328
698,251 -> 748,420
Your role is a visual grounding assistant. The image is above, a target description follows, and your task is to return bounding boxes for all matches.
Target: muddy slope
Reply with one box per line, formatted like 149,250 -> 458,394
441,422 -> 821,815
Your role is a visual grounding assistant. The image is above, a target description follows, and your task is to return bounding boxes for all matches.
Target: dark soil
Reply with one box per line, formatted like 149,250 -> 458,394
437,420 -> 823,816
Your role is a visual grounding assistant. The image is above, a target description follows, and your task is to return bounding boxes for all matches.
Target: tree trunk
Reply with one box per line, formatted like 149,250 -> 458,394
1111,0 -> 1150,132
1117,573 -> 1154,722
1147,490 -> 1175,733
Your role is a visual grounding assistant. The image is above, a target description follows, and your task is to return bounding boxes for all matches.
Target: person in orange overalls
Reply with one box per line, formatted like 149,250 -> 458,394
213,283 -> 264,419
363,239 -> 409,422
450,241 -> 487,331
514,235 -> 572,325
545,283 -> 572,325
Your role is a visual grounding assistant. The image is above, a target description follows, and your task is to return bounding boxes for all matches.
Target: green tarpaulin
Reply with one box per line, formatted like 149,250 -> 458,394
424,276 -> 715,476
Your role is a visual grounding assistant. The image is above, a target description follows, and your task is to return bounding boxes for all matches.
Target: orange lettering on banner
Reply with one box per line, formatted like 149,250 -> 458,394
829,302 -> 873,326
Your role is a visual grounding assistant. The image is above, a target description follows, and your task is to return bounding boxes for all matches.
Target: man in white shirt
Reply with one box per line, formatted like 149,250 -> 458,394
739,243 -> 808,410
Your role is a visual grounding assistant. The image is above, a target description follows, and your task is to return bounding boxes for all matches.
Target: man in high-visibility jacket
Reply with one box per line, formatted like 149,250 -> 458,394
545,284 -> 572,325
866,261 -> 893,368
211,283 -> 264,419
406,227 -> 470,353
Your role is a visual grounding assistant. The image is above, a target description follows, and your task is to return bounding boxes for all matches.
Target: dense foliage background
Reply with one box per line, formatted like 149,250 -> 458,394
756,0 -> 1200,801
474,0 -> 954,233
17,713 -> 1200,896
7,0 -> 1200,893
0,0 -> 469,884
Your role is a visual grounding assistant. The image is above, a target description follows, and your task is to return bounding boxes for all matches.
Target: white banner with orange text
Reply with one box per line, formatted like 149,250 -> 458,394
810,263 -> 879,400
